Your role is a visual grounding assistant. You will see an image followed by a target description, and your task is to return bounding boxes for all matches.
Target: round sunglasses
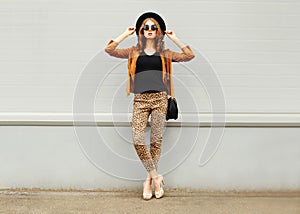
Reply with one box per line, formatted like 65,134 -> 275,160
143,24 -> 158,31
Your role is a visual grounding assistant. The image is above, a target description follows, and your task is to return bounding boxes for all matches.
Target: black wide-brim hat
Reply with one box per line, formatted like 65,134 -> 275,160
135,11 -> 166,36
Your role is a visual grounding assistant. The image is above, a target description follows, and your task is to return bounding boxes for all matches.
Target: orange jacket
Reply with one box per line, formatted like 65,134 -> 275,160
105,39 -> 195,96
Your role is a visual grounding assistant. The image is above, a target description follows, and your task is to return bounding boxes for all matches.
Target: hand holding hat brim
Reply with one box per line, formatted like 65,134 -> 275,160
124,27 -> 136,37
165,30 -> 173,35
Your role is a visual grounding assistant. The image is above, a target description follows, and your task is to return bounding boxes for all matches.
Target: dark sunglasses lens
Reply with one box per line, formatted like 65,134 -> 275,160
151,25 -> 158,30
143,25 -> 149,31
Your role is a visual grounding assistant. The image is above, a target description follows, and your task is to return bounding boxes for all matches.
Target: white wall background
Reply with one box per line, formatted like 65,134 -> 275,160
0,0 -> 299,190
1,0 -> 300,113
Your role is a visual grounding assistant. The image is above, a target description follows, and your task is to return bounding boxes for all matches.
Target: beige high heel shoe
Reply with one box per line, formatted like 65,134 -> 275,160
143,180 -> 153,200
153,175 -> 164,199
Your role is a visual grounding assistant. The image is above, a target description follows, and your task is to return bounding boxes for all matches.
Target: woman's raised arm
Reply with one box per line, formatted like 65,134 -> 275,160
105,27 -> 136,58
165,30 -> 195,62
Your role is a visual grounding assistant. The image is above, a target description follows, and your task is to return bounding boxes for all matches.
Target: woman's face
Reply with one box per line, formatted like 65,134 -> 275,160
143,19 -> 157,39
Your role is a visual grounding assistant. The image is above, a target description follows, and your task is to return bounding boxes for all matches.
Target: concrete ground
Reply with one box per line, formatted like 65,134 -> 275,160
0,189 -> 299,214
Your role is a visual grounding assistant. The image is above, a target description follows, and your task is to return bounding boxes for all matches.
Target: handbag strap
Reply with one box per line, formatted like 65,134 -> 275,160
170,77 -> 175,99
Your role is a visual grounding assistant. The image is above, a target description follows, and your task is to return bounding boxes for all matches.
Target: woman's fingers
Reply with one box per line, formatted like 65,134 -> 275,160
165,30 -> 176,39
126,27 -> 136,36
165,30 -> 173,35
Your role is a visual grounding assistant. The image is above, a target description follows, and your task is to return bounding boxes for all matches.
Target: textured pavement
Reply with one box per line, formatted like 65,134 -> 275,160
0,189 -> 299,214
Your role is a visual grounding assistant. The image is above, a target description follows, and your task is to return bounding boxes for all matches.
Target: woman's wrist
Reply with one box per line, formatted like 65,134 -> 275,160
172,36 -> 185,49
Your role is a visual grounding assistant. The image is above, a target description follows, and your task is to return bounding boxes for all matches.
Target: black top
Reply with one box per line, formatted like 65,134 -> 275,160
133,50 -> 167,94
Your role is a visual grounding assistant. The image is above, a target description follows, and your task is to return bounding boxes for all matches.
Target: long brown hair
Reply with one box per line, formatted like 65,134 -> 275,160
136,18 -> 165,53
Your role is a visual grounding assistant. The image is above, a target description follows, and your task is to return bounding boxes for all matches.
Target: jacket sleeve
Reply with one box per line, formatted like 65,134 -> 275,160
104,39 -> 133,59
169,45 -> 195,62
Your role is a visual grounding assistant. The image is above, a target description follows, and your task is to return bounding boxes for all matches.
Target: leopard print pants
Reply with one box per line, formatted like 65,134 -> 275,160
132,91 -> 168,172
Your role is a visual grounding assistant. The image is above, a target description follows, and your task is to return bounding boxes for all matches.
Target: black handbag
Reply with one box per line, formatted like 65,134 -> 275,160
166,97 -> 178,120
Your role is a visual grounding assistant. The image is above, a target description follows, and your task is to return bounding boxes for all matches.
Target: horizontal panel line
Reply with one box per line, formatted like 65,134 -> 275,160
129,1 -> 299,4
1,113 -> 300,127
1,62 -> 299,65
1,26 -> 299,30
2,122 -> 300,127
211,62 -> 300,64
191,39 -> 300,41
129,0 -> 298,2
1,38 -> 300,42
0,60 -> 299,64
1,49 -> 300,53
0,24 -> 299,28
0,11 -> 299,15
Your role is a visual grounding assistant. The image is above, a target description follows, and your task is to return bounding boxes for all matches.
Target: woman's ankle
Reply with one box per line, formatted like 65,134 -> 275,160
148,169 -> 159,179
152,175 -> 162,183
145,178 -> 152,184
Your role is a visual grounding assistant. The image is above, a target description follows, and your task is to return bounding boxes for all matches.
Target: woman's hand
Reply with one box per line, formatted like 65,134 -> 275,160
165,30 -> 177,40
124,27 -> 136,37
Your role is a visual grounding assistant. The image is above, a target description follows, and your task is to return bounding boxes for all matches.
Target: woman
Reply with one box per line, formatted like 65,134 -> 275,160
105,12 -> 195,200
